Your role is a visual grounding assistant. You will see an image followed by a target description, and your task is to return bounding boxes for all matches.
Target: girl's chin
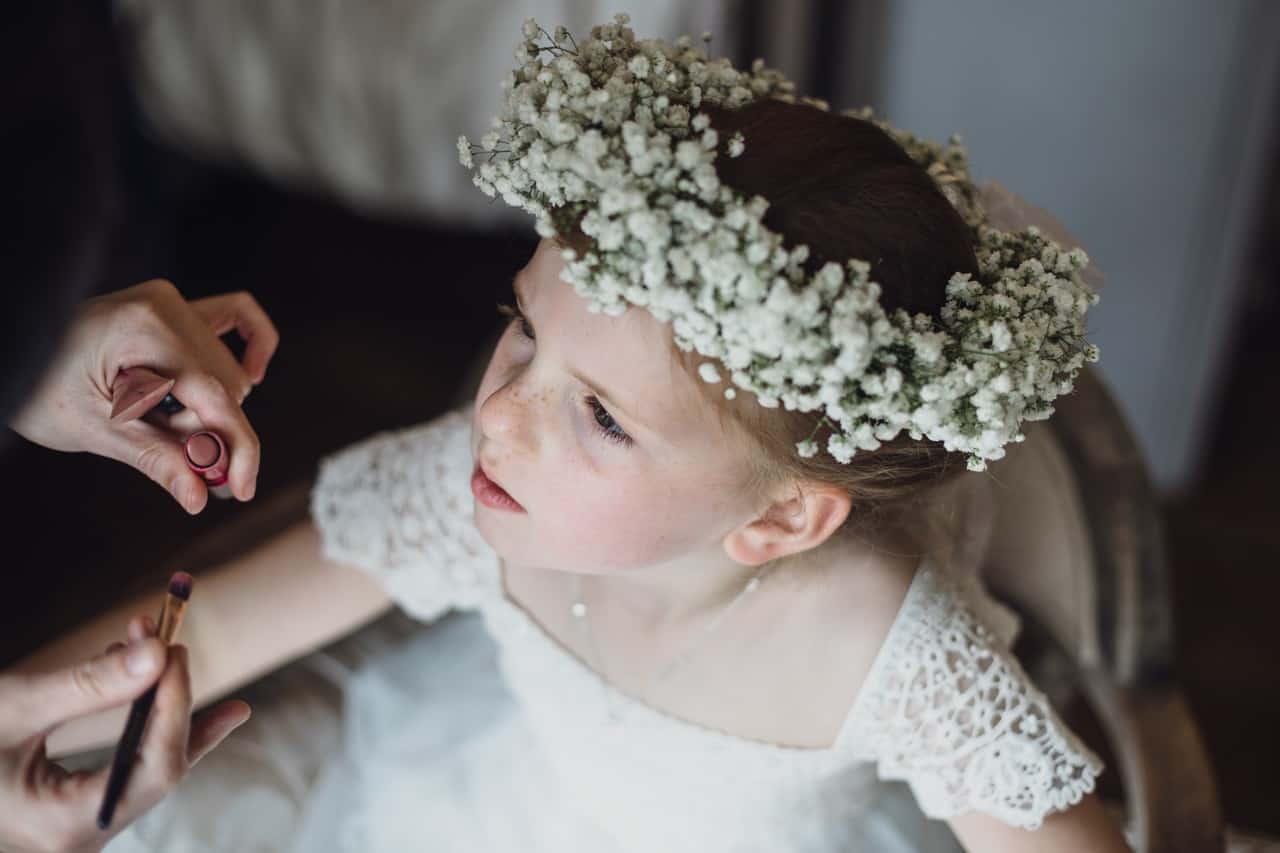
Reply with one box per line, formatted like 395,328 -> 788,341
472,513 -> 528,558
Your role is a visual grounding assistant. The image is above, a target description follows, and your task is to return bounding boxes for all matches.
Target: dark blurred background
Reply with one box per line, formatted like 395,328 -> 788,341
2,0 -> 1278,840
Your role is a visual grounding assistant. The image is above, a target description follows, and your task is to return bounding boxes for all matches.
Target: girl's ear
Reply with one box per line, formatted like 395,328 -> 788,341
722,482 -> 852,566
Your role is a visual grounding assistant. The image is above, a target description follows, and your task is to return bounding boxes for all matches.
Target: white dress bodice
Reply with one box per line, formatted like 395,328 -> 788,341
308,406 -> 1104,851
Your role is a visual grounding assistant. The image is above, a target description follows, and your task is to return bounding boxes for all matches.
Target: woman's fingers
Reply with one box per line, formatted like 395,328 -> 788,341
98,417 -> 210,514
126,614 -> 157,643
35,657 -> 250,845
8,278 -> 274,511
0,641 -> 165,737
187,699 -> 252,765
166,370 -> 261,501
102,282 -> 262,505
191,292 -> 280,385
128,646 -> 194,805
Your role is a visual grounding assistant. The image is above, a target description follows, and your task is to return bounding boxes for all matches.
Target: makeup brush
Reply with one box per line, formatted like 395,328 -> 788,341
96,571 -> 194,830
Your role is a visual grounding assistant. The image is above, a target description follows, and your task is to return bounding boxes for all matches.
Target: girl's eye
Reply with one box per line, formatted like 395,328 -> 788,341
586,395 -> 632,447
497,302 -> 535,341
496,302 -> 630,448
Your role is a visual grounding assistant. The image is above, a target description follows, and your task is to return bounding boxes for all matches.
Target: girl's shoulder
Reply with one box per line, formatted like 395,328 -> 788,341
311,405 -> 499,622
835,553 -> 1106,828
705,540 -> 921,749
791,541 -> 923,736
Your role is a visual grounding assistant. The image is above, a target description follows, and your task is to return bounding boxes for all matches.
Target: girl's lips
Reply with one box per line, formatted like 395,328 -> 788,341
471,463 -> 526,513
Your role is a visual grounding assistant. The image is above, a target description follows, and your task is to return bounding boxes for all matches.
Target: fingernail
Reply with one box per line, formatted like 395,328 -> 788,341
126,642 -> 159,676
170,478 -> 192,513
175,479 -> 200,514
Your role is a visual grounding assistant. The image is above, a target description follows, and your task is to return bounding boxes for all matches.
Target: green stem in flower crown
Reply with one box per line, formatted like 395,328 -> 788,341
528,24 -> 579,58
802,416 -> 839,445
959,348 -> 1017,364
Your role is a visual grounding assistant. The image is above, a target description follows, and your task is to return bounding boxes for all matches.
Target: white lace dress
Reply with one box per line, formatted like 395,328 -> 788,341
109,407 -> 1103,853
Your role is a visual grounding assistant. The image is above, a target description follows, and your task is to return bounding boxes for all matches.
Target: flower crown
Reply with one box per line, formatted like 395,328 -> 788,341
459,14 -> 1099,471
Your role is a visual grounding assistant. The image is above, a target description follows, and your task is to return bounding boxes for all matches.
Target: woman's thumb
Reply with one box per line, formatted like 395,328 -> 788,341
8,641 -> 166,736
105,426 -> 208,515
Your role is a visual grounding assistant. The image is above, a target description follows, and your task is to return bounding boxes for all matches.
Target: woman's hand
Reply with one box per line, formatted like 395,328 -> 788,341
9,279 -> 280,513
0,616 -> 250,853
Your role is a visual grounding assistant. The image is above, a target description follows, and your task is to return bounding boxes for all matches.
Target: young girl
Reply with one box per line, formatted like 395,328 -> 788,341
34,15 -> 1132,853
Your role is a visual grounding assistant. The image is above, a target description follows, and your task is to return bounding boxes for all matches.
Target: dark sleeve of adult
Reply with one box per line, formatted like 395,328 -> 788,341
0,2 -> 120,426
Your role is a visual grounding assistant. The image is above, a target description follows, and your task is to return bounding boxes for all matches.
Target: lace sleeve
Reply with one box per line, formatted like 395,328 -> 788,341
840,563 -> 1103,831
309,406 -> 500,622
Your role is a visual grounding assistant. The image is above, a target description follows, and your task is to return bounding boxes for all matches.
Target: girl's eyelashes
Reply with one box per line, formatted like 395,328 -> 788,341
496,302 -> 535,340
496,302 -> 634,449
586,394 -> 632,446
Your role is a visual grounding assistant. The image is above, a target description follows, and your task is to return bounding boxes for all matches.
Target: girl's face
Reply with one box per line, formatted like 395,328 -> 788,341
471,239 -> 760,576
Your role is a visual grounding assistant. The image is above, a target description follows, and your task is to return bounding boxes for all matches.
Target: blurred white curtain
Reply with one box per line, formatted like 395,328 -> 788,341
117,0 -> 725,225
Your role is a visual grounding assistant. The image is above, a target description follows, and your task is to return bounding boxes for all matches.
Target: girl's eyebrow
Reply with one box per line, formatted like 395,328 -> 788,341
513,271 -> 656,436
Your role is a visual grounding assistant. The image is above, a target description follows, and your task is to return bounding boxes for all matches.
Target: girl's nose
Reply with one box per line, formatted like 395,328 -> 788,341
477,377 -> 540,456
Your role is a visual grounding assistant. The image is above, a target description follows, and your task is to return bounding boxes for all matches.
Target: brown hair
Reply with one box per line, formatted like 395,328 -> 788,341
682,100 -> 981,532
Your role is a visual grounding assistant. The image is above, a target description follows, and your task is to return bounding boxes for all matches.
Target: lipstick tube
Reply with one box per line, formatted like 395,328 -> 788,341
184,430 -> 232,499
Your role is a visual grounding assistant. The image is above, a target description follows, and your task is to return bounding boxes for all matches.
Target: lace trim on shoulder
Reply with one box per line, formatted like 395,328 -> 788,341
842,563 -> 1103,830
310,407 -> 500,622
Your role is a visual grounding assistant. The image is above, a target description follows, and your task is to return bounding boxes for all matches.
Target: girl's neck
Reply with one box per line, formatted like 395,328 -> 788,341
586,555 -> 767,631
537,527 -> 923,632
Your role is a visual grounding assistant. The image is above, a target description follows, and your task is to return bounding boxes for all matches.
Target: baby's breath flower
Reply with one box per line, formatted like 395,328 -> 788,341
458,19 -> 1099,470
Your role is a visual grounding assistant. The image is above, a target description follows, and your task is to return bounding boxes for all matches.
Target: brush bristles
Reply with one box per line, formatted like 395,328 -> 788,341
168,571 -> 194,601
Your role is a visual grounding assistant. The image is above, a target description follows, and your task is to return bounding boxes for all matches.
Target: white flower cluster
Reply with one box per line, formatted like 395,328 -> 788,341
459,15 -> 1100,470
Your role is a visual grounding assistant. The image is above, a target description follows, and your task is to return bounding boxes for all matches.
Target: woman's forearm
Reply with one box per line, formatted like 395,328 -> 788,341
10,519 -> 391,756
